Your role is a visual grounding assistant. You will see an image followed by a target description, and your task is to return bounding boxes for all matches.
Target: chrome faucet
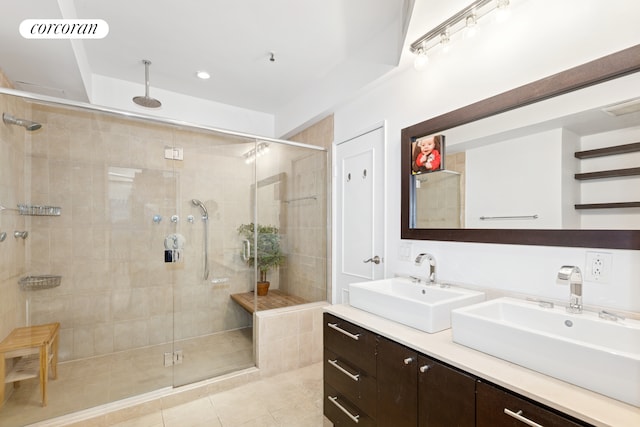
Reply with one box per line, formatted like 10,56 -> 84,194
558,265 -> 582,314
415,253 -> 436,284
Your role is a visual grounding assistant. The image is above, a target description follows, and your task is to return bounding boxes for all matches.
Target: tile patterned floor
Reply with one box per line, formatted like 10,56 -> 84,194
106,363 -> 331,427
0,328 -> 254,427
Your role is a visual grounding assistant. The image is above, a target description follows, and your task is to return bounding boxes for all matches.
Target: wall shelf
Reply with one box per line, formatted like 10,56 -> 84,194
575,202 -> 640,210
574,141 -> 639,210
574,167 -> 640,180
574,141 -> 640,159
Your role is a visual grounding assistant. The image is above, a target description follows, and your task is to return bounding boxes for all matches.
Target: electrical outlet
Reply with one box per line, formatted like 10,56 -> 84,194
585,251 -> 612,283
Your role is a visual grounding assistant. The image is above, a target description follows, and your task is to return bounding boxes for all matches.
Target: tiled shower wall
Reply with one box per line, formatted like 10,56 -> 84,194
1,91 -> 330,370
281,115 -> 333,302
0,75 -> 27,345
21,104 -> 256,361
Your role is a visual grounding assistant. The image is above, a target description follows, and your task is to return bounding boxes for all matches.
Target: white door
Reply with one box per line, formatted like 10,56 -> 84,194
334,125 -> 385,303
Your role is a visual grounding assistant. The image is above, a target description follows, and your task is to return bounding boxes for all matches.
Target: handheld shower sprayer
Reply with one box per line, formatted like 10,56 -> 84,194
3,113 -> 42,131
191,199 -> 208,220
191,199 -> 209,280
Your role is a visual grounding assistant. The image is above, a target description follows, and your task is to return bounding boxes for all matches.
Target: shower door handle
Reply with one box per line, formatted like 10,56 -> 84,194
242,239 -> 251,262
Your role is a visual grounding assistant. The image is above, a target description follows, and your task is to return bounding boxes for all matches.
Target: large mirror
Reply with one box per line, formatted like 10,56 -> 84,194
401,44 -> 640,249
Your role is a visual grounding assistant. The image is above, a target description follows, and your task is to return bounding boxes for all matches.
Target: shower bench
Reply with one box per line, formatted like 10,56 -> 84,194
231,290 -> 308,313
0,322 -> 60,409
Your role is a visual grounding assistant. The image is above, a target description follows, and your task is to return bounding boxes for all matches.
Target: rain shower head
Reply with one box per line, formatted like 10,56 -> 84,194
191,199 -> 208,219
2,113 -> 42,131
132,59 -> 162,108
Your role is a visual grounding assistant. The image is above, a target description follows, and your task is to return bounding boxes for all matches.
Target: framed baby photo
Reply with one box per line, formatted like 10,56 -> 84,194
411,134 -> 445,175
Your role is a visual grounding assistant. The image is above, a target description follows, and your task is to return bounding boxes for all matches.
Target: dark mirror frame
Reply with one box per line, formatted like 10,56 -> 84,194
401,44 -> 640,249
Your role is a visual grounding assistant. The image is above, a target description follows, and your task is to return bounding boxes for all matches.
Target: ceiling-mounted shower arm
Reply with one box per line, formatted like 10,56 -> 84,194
132,59 -> 162,108
2,113 -> 42,131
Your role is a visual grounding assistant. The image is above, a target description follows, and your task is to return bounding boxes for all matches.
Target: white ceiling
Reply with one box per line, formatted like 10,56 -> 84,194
0,0 -> 427,118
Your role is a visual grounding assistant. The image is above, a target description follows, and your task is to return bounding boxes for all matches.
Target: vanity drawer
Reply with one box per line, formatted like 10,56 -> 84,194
476,381 -> 591,427
324,349 -> 377,419
324,382 -> 376,427
324,313 -> 376,374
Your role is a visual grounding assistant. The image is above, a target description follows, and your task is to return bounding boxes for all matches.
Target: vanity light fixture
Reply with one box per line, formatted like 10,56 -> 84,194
495,0 -> 511,21
465,13 -> 478,38
243,142 -> 270,164
196,70 -> 210,80
410,0 -> 511,70
414,46 -> 429,71
440,29 -> 451,53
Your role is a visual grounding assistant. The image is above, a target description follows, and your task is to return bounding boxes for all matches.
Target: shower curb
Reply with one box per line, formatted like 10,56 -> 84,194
26,366 -> 261,427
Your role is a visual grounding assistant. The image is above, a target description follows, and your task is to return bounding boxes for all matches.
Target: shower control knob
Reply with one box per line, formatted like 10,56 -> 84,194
153,214 -> 162,224
14,230 -> 28,239
171,215 -> 179,223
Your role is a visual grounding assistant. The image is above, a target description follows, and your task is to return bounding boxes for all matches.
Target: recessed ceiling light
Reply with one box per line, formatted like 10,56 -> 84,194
196,70 -> 210,80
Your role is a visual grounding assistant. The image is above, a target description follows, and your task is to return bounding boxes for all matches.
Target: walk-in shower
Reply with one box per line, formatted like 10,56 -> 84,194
191,198 -> 209,280
2,112 -> 41,131
0,86 -> 328,426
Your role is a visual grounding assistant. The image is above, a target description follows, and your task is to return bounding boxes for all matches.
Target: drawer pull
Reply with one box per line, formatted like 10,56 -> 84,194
504,408 -> 544,427
404,357 -> 413,365
328,322 -> 360,340
328,359 -> 360,381
419,365 -> 430,373
328,395 -> 360,424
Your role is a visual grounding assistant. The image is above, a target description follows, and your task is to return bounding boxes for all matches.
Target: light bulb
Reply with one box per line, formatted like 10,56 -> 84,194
495,0 -> 510,22
465,14 -> 478,38
196,70 -> 210,80
440,30 -> 451,54
413,48 -> 429,71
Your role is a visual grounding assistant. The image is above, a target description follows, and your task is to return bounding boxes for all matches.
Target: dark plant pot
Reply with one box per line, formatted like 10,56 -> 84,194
257,281 -> 270,296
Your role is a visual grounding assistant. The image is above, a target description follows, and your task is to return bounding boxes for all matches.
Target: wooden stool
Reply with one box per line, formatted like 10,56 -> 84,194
0,322 -> 60,408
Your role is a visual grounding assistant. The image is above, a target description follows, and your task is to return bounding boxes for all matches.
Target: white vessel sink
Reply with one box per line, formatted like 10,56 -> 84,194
348,278 -> 485,333
451,297 -> 640,407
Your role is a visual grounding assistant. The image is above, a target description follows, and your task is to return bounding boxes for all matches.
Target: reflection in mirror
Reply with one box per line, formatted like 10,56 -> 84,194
414,153 -> 464,228
412,75 -> 640,230
401,44 -> 640,249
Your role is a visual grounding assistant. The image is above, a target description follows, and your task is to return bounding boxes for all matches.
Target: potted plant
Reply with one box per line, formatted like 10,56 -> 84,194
237,223 -> 285,295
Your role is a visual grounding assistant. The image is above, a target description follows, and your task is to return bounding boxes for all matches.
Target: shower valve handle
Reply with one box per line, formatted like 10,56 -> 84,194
242,239 -> 251,262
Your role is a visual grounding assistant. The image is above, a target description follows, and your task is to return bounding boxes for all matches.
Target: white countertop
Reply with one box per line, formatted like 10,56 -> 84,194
325,304 -> 640,427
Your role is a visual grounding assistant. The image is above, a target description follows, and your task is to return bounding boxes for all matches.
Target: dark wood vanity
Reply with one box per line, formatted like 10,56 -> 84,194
323,312 -> 594,427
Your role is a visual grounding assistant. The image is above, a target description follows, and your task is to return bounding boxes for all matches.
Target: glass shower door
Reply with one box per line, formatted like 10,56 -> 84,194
171,131 -> 256,387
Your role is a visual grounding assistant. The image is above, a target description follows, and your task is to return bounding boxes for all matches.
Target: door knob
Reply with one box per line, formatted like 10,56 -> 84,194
363,256 -> 381,264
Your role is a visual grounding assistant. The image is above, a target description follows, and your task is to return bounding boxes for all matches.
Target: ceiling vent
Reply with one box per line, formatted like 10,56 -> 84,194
14,81 -> 67,98
601,97 -> 640,116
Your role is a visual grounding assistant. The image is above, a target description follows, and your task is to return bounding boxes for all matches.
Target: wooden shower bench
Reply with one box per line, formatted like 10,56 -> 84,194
0,322 -> 60,409
231,290 -> 308,313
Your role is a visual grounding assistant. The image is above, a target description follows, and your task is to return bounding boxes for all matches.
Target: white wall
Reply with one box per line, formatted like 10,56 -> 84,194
91,74 -> 275,137
465,129 -> 569,229
333,0 -> 640,312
